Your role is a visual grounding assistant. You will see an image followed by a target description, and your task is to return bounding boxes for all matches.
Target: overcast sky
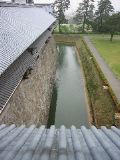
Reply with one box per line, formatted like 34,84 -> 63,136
1,0 -> 120,15
34,0 -> 120,15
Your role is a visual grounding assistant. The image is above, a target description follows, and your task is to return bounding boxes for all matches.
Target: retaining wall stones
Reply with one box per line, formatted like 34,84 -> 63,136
0,36 -> 58,126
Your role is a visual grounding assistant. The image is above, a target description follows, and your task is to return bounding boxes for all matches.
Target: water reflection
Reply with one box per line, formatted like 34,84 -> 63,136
48,45 -> 89,128
47,84 -> 57,128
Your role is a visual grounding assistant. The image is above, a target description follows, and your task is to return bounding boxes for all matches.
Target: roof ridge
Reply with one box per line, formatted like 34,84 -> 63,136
0,2 -> 52,8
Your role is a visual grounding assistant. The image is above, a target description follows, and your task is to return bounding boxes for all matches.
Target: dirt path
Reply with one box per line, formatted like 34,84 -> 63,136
84,36 -> 120,104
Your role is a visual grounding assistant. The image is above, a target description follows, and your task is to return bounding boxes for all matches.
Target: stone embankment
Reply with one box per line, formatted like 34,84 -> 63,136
0,37 -> 58,126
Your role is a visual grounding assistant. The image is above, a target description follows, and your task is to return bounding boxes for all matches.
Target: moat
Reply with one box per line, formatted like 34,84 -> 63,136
48,44 -> 89,127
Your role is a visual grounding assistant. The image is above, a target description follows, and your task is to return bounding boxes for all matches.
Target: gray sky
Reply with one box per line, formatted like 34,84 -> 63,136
1,0 -> 120,15
34,0 -> 120,15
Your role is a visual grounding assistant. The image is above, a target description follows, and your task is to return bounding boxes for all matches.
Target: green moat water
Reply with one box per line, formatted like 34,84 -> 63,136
48,44 -> 89,128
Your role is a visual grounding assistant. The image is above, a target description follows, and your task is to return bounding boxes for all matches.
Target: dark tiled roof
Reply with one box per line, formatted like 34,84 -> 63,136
0,5 -> 56,75
0,29 -> 53,112
0,3 -> 56,112
0,125 -> 120,160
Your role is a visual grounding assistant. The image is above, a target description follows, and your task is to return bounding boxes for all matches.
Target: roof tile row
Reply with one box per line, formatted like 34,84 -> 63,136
0,29 -> 52,112
0,125 -> 120,160
0,6 -> 56,75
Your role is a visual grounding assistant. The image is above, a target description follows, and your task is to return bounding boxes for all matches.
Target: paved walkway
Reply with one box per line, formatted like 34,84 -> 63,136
83,36 -> 120,104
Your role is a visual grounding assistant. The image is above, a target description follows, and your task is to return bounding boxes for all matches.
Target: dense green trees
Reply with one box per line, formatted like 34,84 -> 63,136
54,0 -> 120,38
74,0 -> 114,33
53,0 -> 70,32
94,0 -> 120,41
74,0 -> 94,32
95,0 -> 114,32
104,13 -> 120,41
73,0 -> 119,37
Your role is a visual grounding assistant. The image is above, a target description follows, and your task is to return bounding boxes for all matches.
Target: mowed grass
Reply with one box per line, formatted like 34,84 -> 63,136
90,35 -> 120,79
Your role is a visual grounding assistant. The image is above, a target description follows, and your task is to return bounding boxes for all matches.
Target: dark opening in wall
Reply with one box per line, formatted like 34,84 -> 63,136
23,67 -> 33,80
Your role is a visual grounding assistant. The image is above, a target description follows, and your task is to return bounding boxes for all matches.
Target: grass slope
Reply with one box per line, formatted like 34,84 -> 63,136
90,35 -> 120,79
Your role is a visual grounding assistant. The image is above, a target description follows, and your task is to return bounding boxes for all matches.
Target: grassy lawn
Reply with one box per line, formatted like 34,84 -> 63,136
90,34 -> 120,79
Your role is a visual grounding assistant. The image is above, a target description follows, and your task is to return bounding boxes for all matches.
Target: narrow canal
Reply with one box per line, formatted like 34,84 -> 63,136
48,44 -> 89,128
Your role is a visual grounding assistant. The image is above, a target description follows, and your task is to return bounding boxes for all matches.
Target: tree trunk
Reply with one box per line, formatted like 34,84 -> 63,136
99,14 -> 103,32
110,33 -> 114,42
58,21 -> 61,33
100,17 -> 103,28
82,14 -> 86,33
26,0 -> 33,3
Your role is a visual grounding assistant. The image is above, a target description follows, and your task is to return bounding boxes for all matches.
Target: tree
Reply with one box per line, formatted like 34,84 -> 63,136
95,0 -> 114,32
26,0 -> 33,3
74,0 -> 94,33
53,0 -> 70,32
104,13 -> 120,41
